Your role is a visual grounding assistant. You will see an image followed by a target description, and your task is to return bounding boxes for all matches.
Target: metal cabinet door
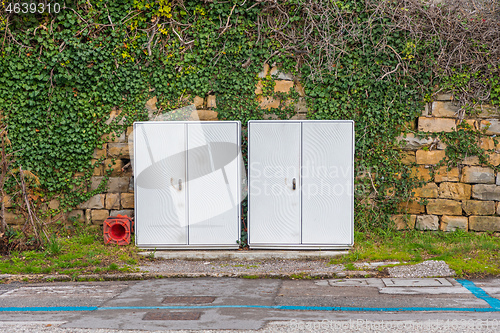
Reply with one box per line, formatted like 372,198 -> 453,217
134,123 -> 187,246
248,122 -> 301,245
187,122 -> 240,245
301,121 -> 354,245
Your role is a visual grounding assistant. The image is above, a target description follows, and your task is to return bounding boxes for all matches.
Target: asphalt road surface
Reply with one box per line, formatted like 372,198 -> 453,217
1,277 -> 500,332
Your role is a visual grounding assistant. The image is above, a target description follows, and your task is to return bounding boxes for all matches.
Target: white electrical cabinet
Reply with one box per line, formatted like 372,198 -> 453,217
247,120 -> 354,249
134,121 -> 241,249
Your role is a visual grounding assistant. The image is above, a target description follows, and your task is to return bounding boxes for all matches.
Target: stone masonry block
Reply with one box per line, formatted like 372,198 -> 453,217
431,101 -> 459,118
497,174 -> 500,186
488,154 -> 500,166
480,137 -> 495,150
121,193 -> 134,209
423,103 -> 430,116
91,210 -> 109,225
258,63 -> 270,78
207,95 -> 216,108
108,143 -> 130,158
462,200 -> 495,216
105,193 -> 120,210
413,183 -> 438,198
416,215 -> 439,230
294,98 -> 307,114
461,166 -> 495,184
399,201 -> 425,214
68,210 -> 85,223
475,105 -> 499,118
2,195 -> 13,208
91,176 -> 103,191
440,215 -> 468,232
126,126 -> 133,140
397,133 -> 433,150
191,110 -> 218,121
469,216 -> 500,231
107,177 -> 130,193
92,159 -> 103,176
406,118 -> 418,131
416,150 -> 446,165
105,159 -> 125,177
270,66 -> 294,80
274,80 -> 294,93
145,96 -> 158,113
295,81 -> 305,97
462,156 -> 481,165
480,120 -> 500,135
472,184 -> 500,201
391,214 -> 416,230
434,166 -> 459,183
78,194 -> 105,209
418,117 -> 456,132
438,182 -> 471,200
434,93 -> 454,101
426,199 -> 462,215
4,211 -> 23,225
48,199 -> 60,210
465,119 -> 479,130
193,96 -> 204,108
111,210 -> 134,218
401,151 -> 416,165
258,96 -> 280,110
93,144 -> 107,159
410,166 -> 432,182
254,81 -> 263,95
436,139 -> 447,150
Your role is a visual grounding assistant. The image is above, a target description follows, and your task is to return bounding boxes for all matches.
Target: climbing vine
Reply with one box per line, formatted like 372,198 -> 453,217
1,0 -> 499,233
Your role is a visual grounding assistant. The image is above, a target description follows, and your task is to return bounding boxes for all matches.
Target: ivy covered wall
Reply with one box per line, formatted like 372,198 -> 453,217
1,0 -> 500,235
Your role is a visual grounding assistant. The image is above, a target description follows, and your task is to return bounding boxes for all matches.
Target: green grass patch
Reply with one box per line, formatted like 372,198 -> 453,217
241,275 -> 259,279
289,273 -> 314,279
330,229 -> 500,277
0,225 -> 143,276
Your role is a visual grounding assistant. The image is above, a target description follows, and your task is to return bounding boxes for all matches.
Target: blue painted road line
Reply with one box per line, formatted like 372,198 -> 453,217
457,279 -> 500,310
1,304 -> 499,313
1,279 -> 500,313
0,306 -> 98,312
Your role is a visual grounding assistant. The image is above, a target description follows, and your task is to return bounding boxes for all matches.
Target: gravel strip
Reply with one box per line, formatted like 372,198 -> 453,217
138,259 -> 346,277
0,260 -> 457,284
387,260 -> 455,278
139,259 -> 456,279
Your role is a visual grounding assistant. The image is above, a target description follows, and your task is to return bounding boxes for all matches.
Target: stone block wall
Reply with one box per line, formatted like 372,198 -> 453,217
393,94 -> 500,232
69,127 -> 135,226
5,67 -> 500,234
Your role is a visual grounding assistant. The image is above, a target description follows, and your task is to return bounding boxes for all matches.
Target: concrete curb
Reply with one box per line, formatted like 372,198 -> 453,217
0,270 -> 378,284
138,250 -> 349,261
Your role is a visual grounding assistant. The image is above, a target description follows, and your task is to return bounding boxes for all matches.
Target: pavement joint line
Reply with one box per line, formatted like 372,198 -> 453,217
457,279 -> 500,310
1,305 -> 500,313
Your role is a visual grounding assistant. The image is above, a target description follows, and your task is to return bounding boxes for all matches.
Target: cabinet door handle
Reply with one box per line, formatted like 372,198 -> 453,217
171,178 -> 183,191
292,178 -> 296,190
